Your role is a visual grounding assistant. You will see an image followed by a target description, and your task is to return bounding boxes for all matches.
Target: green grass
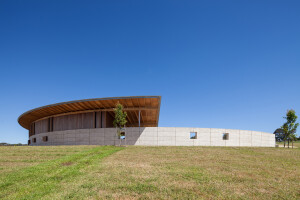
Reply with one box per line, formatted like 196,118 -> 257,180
0,146 -> 299,199
0,146 -> 96,174
277,140 -> 300,148
0,146 -> 123,199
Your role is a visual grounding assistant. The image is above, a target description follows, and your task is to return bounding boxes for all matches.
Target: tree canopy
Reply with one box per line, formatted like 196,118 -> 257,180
274,128 -> 284,142
113,103 -> 127,128
281,109 -> 299,148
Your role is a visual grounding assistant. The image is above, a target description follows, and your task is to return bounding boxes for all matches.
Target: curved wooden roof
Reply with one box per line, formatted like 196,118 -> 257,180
18,96 -> 161,130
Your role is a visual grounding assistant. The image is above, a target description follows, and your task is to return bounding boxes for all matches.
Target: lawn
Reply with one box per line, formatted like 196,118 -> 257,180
0,146 -> 299,200
277,140 -> 300,148
0,146 -> 96,174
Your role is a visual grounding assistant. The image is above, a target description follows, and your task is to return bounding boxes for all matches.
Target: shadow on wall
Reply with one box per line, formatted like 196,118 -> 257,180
28,127 -> 275,147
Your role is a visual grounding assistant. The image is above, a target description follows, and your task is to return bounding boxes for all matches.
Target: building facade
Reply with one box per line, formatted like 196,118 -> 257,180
18,96 -> 275,147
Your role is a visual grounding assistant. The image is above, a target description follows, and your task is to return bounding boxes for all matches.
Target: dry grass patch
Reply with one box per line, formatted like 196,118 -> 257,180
0,146 -> 299,199
86,146 -> 300,199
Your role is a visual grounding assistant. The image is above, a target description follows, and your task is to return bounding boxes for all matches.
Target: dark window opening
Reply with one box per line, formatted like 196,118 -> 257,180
48,118 -> 53,132
43,136 -> 48,142
190,132 -> 197,139
48,118 -> 51,132
51,117 -> 53,132
223,133 -> 229,140
94,112 -> 96,128
28,140 -> 31,145
33,138 -> 36,143
119,131 -> 125,140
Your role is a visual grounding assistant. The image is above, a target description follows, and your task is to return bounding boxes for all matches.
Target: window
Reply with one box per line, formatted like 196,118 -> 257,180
190,132 -> 197,139
33,138 -> 36,143
223,133 -> 229,140
119,131 -> 125,140
43,136 -> 48,142
48,118 -> 53,132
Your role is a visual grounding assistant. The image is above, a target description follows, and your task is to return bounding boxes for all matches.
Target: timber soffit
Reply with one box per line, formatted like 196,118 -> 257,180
18,96 -> 161,130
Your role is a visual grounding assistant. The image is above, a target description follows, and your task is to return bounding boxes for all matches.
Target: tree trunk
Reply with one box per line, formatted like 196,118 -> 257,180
116,128 -> 120,146
284,139 -> 286,148
118,128 -> 121,146
292,141 -> 294,149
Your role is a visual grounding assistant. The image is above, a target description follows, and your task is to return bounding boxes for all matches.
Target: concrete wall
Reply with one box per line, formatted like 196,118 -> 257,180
29,127 -> 275,147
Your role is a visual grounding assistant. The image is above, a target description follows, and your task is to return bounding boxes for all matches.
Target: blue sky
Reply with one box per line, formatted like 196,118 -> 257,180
0,0 -> 299,143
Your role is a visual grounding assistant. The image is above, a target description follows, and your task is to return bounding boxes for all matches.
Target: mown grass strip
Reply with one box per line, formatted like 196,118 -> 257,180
0,146 -> 123,200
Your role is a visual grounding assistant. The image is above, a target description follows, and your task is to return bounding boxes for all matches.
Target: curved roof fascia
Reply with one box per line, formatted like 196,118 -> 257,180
18,96 -> 161,130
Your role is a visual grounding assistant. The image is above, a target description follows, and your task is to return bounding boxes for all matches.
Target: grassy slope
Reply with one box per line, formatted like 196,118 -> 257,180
0,146 -> 299,200
0,146 -> 123,199
0,146 -> 95,174
277,140 -> 300,148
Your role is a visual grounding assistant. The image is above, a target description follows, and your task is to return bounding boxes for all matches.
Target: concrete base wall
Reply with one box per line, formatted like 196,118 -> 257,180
29,127 -> 275,147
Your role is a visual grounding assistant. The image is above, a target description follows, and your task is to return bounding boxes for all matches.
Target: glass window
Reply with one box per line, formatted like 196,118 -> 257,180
119,132 -> 125,140
190,132 -> 197,139
223,133 -> 229,140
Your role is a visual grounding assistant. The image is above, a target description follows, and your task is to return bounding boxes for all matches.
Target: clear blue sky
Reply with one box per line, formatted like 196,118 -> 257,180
1,1 -> 299,143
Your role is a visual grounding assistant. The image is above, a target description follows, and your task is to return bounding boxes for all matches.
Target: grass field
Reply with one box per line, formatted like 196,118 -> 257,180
277,140 -> 300,148
0,146 -> 299,199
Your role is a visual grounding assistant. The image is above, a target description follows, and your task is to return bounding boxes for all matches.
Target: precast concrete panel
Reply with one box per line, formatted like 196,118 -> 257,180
29,127 -> 275,147
225,129 -> 240,147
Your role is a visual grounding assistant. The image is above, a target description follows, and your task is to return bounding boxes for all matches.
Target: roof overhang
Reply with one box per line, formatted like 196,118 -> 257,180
18,96 -> 161,130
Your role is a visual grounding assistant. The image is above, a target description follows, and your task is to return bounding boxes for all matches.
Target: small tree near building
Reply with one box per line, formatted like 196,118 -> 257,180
113,102 -> 127,146
290,134 -> 297,148
274,128 -> 284,142
281,109 -> 299,148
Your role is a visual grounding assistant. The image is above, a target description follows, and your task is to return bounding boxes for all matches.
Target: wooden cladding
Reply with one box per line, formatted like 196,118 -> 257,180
30,109 -> 157,135
106,112 -> 114,128
31,111 -> 116,134
29,123 -> 35,137
35,119 -> 48,135
19,96 -> 161,130
95,111 -> 102,128
53,112 -> 94,132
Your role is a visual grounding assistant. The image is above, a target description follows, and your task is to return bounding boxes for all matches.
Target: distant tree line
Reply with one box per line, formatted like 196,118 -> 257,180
0,143 -> 26,146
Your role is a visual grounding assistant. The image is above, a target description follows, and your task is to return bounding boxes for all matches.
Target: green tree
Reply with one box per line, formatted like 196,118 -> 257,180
290,134 -> 297,148
113,102 -> 127,146
281,109 -> 299,148
274,128 -> 284,142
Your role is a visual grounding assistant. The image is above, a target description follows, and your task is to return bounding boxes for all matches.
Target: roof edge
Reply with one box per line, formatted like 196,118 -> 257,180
18,96 -> 161,124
